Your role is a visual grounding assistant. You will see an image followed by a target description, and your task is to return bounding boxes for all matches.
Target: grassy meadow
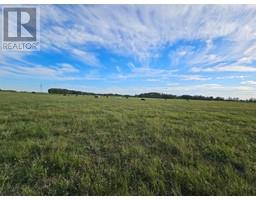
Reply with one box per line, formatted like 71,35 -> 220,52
0,91 -> 256,195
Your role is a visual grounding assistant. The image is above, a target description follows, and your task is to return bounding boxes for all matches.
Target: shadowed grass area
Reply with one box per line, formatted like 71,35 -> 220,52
0,92 -> 256,195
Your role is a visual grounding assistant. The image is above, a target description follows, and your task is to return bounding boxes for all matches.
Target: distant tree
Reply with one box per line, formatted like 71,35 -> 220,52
249,98 -> 256,103
215,97 -> 225,101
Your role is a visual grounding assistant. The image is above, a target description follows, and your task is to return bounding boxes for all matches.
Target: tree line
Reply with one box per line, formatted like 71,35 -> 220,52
136,92 -> 225,101
47,88 -> 256,102
48,88 -> 131,97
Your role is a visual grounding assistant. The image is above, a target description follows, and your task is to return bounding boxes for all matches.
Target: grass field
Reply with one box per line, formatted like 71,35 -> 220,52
0,92 -> 256,195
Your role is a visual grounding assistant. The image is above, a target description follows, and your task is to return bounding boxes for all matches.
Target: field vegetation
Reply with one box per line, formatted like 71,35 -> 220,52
0,92 -> 256,195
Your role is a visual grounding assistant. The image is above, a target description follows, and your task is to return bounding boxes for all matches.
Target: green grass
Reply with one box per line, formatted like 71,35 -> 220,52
0,92 -> 256,195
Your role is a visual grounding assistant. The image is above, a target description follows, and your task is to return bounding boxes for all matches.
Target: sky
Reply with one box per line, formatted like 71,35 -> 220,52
1,5 -> 256,99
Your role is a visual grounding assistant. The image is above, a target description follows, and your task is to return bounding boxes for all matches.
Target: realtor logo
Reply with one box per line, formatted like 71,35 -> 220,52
1,7 -> 40,51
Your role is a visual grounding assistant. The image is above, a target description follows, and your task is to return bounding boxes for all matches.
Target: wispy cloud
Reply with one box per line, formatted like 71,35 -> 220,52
0,63 -> 80,80
71,49 -> 101,67
192,66 -> 256,72
241,80 -> 256,85
216,75 -> 247,80
38,5 -> 256,65
181,75 -> 211,81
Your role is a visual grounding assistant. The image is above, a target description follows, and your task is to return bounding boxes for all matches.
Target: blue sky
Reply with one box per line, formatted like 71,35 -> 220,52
1,5 -> 256,99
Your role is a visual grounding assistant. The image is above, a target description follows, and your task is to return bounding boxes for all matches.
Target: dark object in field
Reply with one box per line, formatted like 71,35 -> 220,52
141,98 -> 146,101
95,95 -> 100,98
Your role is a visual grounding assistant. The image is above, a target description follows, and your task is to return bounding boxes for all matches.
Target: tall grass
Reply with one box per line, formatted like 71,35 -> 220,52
0,92 -> 255,195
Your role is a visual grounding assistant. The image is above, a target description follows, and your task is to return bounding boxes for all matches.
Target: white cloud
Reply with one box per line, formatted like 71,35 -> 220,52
182,75 -> 211,81
146,78 -> 160,82
241,80 -> 256,85
115,66 -> 178,80
216,75 -> 247,80
192,66 -> 256,72
39,5 -> 256,66
71,49 -> 101,67
166,84 -> 256,99
0,63 -> 80,80
4,5 -> 256,70
58,63 -> 80,73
